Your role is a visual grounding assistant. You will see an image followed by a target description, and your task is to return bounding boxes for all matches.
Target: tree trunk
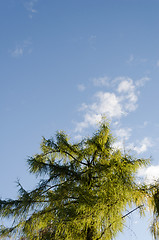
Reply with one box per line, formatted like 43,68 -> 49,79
86,226 -> 94,240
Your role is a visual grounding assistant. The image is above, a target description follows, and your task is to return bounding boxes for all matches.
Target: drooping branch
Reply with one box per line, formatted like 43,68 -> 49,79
96,205 -> 144,240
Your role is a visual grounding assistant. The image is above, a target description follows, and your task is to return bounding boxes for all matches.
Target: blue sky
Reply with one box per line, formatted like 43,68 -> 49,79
1,0 -> 159,239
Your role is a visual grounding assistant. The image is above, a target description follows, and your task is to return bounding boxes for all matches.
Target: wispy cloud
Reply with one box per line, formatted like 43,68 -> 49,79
127,54 -> 134,63
137,121 -> 149,129
156,60 -> 159,67
24,0 -> 39,18
75,76 -> 148,132
127,54 -> 148,65
11,47 -> 24,57
113,136 -> 152,155
128,137 -> 153,154
88,35 -> 96,50
134,137 -> 152,154
115,128 -> 132,141
136,77 -> 150,87
77,84 -> 86,92
10,39 -> 32,58
92,76 -> 110,87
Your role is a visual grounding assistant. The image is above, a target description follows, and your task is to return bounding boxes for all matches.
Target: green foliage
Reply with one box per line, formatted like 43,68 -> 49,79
0,122 -> 158,239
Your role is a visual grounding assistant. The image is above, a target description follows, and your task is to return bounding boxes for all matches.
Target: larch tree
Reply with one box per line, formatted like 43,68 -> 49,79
0,122 -> 159,240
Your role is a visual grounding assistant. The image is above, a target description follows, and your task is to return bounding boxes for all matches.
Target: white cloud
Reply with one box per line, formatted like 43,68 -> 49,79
75,91 -> 124,132
115,128 -> 132,141
92,76 -> 109,87
88,35 -> 96,50
138,121 -> 148,129
138,165 -> 159,184
143,121 -> 148,127
10,39 -> 32,58
75,113 -> 102,132
117,78 -> 134,93
92,92 -> 123,117
127,54 -> 134,63
129,137 -> 152,154
140,58 -> 148,63
75,76 -> 148,132
11,47 -> 23,57
134,137 -> 152,154
75,121 -> 88,133
78,103 -> 88,111
77,84 -> 86,92
136,77 -> 150,87
116,77 -> 138,112
113,136 -> 152,154
74,134 -> 83,141
24,0 -> 38,18
127,55 -> 148,65
112,140 -> 124,151
84,113 -> 102,126
113,128 -> 132,151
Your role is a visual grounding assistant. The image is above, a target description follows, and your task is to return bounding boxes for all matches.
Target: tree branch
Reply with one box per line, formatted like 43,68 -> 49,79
96,205 -> 144,240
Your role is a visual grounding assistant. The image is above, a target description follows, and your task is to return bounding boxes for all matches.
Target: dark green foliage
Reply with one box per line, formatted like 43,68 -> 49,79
0,122 -> 158,239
